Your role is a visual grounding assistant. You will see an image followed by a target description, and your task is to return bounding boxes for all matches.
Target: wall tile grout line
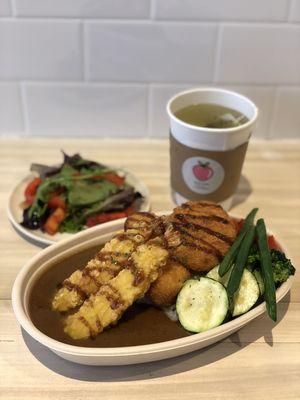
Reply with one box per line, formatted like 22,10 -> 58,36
0,17 -> 299,27
7,80 -> 300,89
19,82 -> 30,136
81,20 -> 87,81
149,0 -> 156,20
286,0 -> 293,21
0,15 -> 299,25
212,23 -> 222,84
9,0 -> 17,17
21,81 -> 149,88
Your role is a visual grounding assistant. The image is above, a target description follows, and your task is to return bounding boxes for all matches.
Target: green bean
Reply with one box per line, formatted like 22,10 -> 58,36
218,208 -> 258,277
256,218 -> 277,322
227,225 -> 256,301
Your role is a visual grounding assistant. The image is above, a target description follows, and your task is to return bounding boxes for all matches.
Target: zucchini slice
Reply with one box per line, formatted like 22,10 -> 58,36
176,277 -> 228,333
206,265 -> 260,317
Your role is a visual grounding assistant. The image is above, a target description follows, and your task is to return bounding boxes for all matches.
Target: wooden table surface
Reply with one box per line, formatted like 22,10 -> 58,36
1,138 -> 300,400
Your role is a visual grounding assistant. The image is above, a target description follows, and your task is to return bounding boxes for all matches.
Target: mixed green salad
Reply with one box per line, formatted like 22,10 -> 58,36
176,209 -> 295,333
21,152 -> 143,235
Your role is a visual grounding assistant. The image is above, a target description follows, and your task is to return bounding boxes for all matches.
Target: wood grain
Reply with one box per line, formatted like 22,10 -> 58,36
0,138 -> 299,399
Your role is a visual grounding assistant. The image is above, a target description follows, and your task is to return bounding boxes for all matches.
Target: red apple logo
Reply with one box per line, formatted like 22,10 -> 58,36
193,161 -> 214,181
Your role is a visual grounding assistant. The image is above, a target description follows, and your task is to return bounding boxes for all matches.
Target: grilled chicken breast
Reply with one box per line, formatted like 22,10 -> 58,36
164,201 -> 237,272
64,240 -> 168,340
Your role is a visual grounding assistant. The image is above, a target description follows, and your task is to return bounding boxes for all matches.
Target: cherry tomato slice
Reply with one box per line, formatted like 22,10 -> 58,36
48,196 -> 66,210
86,211 -> 127,227
24,177 -> 42,205
267,234 -> 280,250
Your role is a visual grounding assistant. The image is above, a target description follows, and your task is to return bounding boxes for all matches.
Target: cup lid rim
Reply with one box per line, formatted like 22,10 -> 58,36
166,87 -> 258,134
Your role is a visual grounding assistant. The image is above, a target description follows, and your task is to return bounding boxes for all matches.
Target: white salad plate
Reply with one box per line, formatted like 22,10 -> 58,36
12,214 -> 294,366
7,170 -> 150,247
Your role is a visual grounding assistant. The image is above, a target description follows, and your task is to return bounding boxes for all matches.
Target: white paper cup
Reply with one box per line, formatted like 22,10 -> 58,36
167,88 -> 258,210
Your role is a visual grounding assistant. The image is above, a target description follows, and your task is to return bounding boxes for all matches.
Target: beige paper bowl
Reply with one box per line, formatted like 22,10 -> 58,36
12,214 -> 293,366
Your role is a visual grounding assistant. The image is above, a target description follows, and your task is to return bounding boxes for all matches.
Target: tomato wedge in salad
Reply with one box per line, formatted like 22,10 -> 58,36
24,177 -> 42,206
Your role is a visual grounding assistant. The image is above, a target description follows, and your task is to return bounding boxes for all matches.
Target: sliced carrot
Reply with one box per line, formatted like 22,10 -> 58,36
44,207 -> 66,235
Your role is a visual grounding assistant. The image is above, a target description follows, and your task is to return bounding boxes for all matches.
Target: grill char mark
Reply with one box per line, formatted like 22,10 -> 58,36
81,268 -> 100,287
83,265 -> 118,278
125,258 -> 145,286
181,202 -> 222,211
172,223 -> 223,261
172,214 -> 234,245
77,315 -> 100,338
124,212 -> 156,230
99,283 -> 124,310
85,298 -> 104,332
114,233 -> 143,242
176,213 -> 230,225
63,280 -> 86,299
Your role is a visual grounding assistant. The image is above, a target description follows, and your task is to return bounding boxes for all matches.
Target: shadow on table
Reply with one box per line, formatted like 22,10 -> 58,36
22,293 -> 290,382
231,175 -> 253,208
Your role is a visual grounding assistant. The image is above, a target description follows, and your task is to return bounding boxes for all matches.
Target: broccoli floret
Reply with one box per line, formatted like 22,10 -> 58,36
246,245 -> 260,271
271,250 -> 295,285
247,246 -> 295,285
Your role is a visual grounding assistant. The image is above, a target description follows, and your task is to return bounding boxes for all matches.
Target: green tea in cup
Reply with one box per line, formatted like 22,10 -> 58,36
167,88 -> 258,210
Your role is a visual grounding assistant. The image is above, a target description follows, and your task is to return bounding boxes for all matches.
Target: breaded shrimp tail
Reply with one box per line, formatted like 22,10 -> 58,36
52,212 -> 157,312
64,241 -> 168,340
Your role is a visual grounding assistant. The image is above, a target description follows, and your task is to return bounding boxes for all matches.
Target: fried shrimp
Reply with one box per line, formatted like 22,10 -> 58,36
64,240 -> 168,340
52,212 -> 159,312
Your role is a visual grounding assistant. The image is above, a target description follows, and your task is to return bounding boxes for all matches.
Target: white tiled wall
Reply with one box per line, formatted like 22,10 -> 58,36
86,22 -> 217,82
25,83 -> 148,136
154,0 -> 290,22
0,20 -> 82,80
0,0 -> 11,16
0,0 -> 299,139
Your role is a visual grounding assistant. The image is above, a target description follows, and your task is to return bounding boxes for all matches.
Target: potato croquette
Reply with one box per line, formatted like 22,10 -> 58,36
148,259 -> 191,307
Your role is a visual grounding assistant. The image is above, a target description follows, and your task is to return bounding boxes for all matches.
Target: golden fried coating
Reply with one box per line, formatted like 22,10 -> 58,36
52,212 -> 164,313
124,211 -> 164,239
148,259 -> 191,307
64,240 -> 169,340
164,201 -> 237,272
51,237 -> 137,312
